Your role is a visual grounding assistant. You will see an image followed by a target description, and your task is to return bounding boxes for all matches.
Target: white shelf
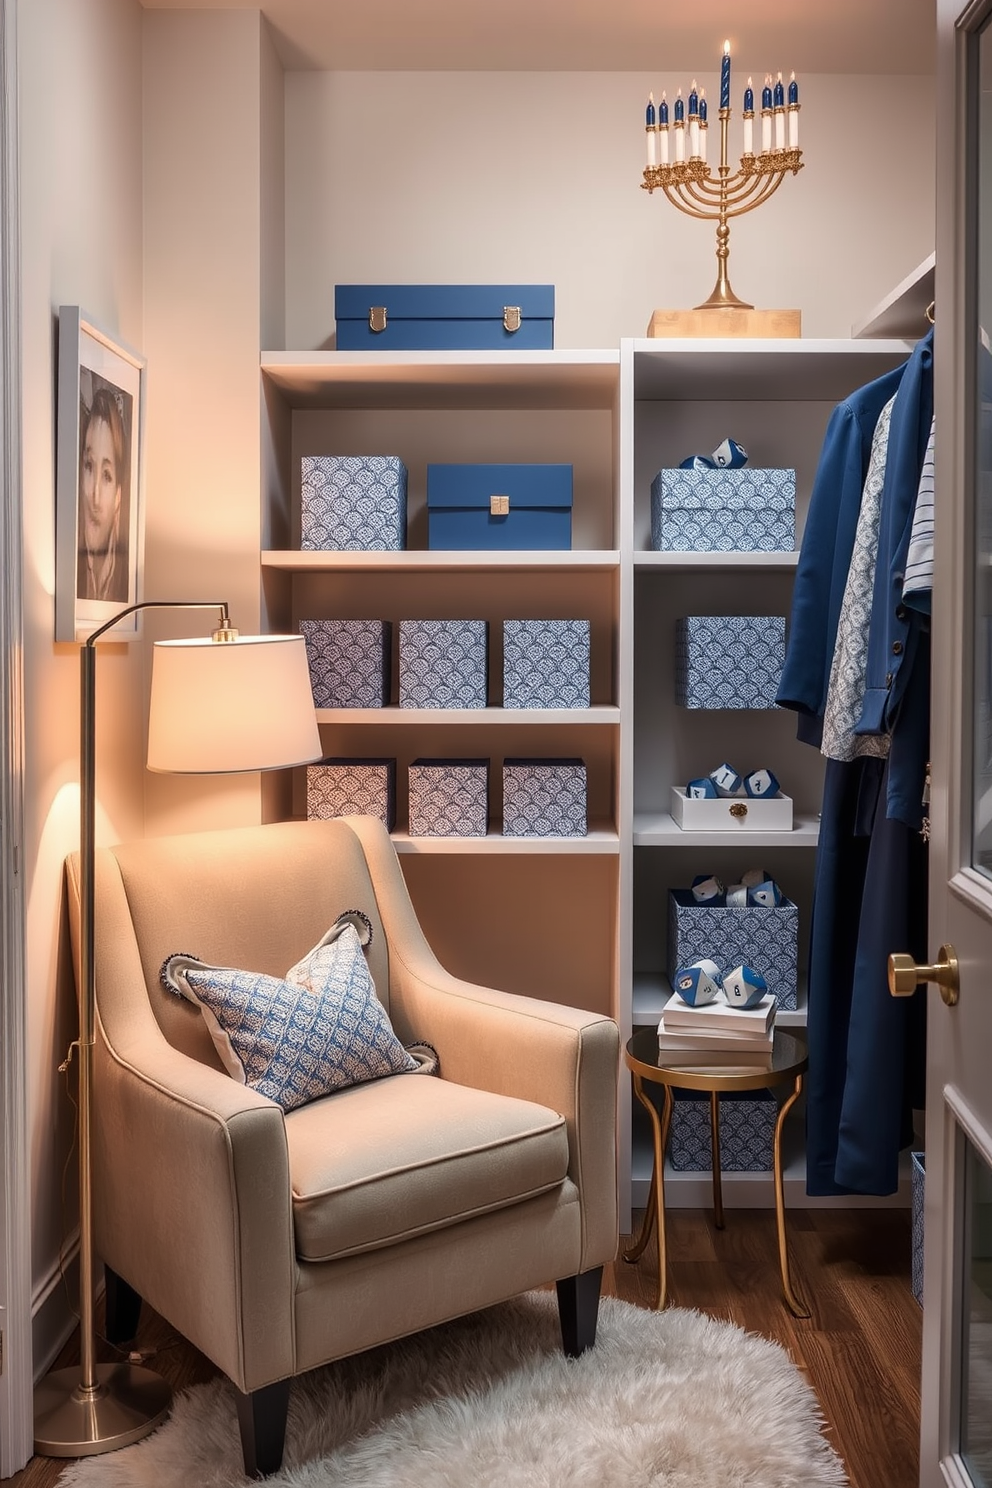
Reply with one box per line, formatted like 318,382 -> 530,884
391,827 -> 619,855
261,348 -> 620,410
264,549 -> 619,573
635,550 -> 799,571
632,812 -> 820,847
852,253 -> 935,340
631,972 -> 808,1029
629,338 -> 913,402
316,706 -> 620,726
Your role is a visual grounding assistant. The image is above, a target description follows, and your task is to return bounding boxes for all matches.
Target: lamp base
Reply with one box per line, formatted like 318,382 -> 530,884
647,307 -> 802,339
34,1362 -> 172,1457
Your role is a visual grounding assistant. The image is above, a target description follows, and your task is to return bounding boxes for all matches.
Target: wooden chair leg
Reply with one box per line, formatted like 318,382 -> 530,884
556,1265 -> 603,1357
103,1264 -> 143,1346
235,1378 -> 291,1479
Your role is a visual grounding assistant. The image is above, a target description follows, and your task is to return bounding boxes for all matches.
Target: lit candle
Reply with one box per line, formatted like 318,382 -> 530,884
688,79 -> 698,116
659,91 -> 670,163
646,91 -> 657,168
674,88 -> 685,163
674,87 -> 684,123
744,77 -> 754,112
773,72 -> 785,149
773,71 -> 785,108
761,74 -> 773,153
743,77 -> 754,155
688,81 -> 700,158
788,71 -> 799,106
699,93 -> 708,163
720,40 -> 731,110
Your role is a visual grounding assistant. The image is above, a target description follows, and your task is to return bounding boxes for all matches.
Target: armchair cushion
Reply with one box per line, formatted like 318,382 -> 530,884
161,914 -> 416,1111
285,1072 -> 569,1262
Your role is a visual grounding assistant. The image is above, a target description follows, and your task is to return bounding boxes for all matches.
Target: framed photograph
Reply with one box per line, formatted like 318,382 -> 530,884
55,306 -> 146,641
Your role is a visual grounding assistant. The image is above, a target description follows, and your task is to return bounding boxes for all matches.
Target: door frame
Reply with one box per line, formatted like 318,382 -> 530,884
0,0 -> 34,1473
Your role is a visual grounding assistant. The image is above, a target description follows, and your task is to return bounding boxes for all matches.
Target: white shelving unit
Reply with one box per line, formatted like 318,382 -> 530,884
259,336 -> 921,1227
259,348 -> 624,1032
620,336 -> 913,1220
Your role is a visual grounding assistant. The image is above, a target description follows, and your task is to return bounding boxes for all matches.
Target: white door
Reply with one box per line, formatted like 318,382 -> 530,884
922,4 -> 992,1484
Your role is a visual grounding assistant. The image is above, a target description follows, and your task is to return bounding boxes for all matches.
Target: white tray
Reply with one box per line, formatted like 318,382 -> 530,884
670,785 -> 794,832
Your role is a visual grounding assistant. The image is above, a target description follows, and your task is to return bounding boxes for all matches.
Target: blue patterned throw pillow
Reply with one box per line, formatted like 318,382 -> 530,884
160,913 -> 416,1111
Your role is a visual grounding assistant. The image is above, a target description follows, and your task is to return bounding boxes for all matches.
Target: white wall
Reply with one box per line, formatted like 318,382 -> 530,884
285,71 -> 935,348
18,0 -> 144,1364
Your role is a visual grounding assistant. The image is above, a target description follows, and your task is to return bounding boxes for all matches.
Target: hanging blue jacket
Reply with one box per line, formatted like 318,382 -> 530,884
776,362 -> 908,744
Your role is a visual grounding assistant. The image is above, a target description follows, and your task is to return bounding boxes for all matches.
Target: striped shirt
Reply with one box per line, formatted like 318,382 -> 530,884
903,416 -> 935,602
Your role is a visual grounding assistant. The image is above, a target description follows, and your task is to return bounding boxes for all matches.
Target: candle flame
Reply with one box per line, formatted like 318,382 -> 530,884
748,76 -> 753,86
790,70 -> 796,80
777,70 -> 783,80
691,78 -> 697,89
649,90 -> 654,101
723,40 -> 730,55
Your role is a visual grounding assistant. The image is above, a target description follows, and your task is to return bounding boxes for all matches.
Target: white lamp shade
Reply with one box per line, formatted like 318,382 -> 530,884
147,633 -> 322,773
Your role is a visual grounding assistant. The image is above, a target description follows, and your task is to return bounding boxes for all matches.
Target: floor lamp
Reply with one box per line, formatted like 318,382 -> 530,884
33,600 -> 321,1457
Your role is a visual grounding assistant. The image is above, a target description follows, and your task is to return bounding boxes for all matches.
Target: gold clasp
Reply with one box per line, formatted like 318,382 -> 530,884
729,802 -> 748,819
490,494 -> 510,516
503,306 -> 522,333
369,306 -> 387,333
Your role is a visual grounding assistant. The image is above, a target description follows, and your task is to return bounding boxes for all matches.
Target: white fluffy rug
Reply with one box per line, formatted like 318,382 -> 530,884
59,1292 -> 847,1487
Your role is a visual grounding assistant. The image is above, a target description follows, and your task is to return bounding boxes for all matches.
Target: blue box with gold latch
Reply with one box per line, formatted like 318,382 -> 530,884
334,285 -> 555,351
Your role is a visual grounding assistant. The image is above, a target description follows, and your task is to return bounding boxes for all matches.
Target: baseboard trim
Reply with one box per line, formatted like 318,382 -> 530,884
31,1242 -> 82,1382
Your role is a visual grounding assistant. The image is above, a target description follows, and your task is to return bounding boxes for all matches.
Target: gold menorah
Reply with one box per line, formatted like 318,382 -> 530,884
642,62 -> 803,312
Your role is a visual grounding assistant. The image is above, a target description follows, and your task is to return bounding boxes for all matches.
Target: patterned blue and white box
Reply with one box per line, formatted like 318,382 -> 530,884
399,620 -> 488,709
502,758 -> 587,837
651,468 -> 795,553
299,619 -> 391,709
669,1089 -> 777,1171
667,890 -> 798,1009
307,758 -> 396,831
911,1151 -> 925,1305
503,620 -> 590,709
675,615 -> 786,709
408,759 -> 489,837
300,455 -> 407,551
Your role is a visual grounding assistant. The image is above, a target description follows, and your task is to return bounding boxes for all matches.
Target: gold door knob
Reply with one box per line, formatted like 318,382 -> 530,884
888,944 -> 960,1007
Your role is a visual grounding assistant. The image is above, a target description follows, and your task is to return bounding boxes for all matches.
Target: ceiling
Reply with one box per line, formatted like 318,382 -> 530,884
141,0 -> 936,75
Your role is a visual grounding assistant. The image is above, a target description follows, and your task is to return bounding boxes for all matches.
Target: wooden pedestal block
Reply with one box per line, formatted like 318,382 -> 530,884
647,307 -> 802,339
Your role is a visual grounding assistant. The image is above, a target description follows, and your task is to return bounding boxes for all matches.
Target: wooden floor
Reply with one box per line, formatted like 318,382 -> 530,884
11,1206 -> 921,1488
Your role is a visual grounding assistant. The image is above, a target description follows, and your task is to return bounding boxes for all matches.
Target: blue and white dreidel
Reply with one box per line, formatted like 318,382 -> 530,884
686,776 -> 719,799
726,883 -> 748,907
722,964 -> 769,1009
710,436 -> 748,469
747,878 -> 783,908
743,768 -> 780,799
673,959 -> 723,1007
691,873 -> 725,905
741,866 -> 769,889
709,763 -> 742,797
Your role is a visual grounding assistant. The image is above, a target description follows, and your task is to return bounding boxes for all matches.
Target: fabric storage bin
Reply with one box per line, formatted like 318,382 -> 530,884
912,1151 -> 925,1306
668,1089 -> 777,1172
503,619 -> 590,708
502,759 -> 587,837
398,619 -> 488,709
306,759 -> 396,830
667,889 -> 799,1010
675,615 -> 786,709
301,455 -> 407,551
299,619 -> 391,709
651,468 -> 796,553
408,759 -> 489,837
334,284 -> 554,351
427,464 -> 573,551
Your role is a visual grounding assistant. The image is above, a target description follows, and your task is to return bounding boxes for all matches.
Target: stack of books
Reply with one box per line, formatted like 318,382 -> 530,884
657,989 -> 776,1068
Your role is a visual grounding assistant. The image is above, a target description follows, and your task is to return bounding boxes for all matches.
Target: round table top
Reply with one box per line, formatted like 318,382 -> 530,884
625,1025 -> 809,1093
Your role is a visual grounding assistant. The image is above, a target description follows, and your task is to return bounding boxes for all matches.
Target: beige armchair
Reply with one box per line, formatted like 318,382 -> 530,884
67,816 -> 619,1477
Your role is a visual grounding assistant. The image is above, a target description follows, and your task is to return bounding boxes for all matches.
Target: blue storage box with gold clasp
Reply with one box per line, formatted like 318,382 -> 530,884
427,463 -> 573,550
334,285 -> 555,351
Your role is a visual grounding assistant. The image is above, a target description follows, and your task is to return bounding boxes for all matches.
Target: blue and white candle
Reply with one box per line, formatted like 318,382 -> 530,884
788,71 -> 799,105
699,92 -> 708,162
674,87 -> 685,162
761,74 -> 773,152
659,91 -> 670,162
788,72 -> 800,148
720,40 -> 731,109
646,91 -> 657,167
774,72 -> 786,149
688,79 -> 699,157
743,76 -> 754,154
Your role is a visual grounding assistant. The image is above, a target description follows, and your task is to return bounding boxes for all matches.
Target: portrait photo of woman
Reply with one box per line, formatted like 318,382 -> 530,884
75,373 -> 132,605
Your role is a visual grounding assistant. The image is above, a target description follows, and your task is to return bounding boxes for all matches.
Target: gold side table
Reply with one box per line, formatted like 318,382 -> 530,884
622,1026 -> 810,1318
